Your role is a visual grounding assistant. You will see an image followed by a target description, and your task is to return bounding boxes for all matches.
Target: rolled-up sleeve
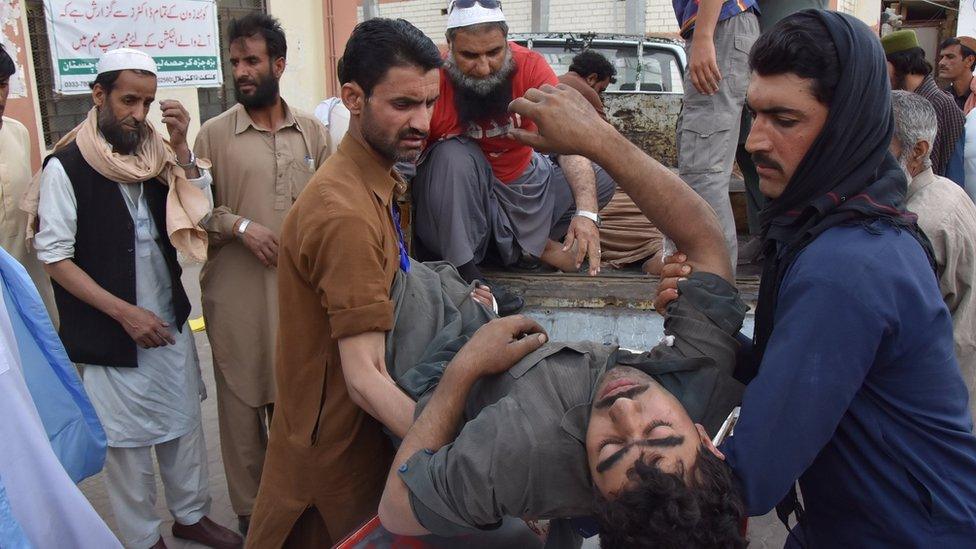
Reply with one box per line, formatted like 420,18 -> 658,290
304,209 -> 394,339
398,398 -> 529,536
34,158 -> 78,264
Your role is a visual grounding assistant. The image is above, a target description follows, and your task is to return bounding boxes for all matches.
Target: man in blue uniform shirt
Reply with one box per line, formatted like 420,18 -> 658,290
657,10 -> 976,546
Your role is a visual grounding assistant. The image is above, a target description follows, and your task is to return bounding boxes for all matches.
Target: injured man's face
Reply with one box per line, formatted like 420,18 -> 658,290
586,365 -> 722,497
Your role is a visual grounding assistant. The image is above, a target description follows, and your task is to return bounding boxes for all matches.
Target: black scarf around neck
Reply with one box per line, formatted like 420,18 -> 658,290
747,10 -> 936,380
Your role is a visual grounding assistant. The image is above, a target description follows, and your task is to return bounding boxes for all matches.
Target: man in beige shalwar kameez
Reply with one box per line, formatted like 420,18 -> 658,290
0,45 -> 56,321
193,15 -> 329,534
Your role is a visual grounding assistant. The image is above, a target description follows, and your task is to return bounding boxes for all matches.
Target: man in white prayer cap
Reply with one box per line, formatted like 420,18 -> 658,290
411,0 -> 616,316
29,47 -> 242,549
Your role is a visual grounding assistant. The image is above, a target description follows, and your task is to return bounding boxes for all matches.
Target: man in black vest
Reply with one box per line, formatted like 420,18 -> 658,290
33,49 -> 242,549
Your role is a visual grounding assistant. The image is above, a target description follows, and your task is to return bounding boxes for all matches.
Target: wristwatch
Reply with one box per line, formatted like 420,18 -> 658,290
236,218 -> 251,236
177,150 -> 197,170
575,210 -> 602,228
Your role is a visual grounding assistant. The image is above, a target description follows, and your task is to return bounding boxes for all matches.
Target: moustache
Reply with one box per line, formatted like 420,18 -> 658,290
752,153 -> 783,172
399,129 -> 428,141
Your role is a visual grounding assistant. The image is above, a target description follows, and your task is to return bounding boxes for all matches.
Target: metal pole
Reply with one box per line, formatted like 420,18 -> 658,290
625,0 -> 647,35
362,0 -> 380,20
531,0 -> 550,32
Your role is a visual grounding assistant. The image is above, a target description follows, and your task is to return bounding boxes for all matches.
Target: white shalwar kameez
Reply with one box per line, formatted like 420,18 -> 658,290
35,159 -> 214,548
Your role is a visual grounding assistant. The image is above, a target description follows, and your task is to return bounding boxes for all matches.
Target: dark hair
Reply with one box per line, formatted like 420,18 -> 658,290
940,37 -> 976,71
595,446 -> 747,549
749,13 -> 841,106
570,50 -> 617,83
446,21 -> 509,43
88,69 -> 155,92
338,18 -> 442,98
0,44 -> 15,79
886,47 -> 933,78
228,13 -> 287,61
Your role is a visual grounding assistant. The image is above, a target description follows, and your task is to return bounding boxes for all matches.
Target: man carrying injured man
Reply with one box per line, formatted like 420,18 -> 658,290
372,84 -> 750,548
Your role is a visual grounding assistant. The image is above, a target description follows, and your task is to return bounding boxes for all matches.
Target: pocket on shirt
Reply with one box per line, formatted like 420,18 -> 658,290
288,159 -> 316,201
880,432 -> 936,519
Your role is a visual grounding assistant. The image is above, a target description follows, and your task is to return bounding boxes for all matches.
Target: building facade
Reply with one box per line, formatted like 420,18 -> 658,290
363,0 -> 882,41
3,0 -> 881,172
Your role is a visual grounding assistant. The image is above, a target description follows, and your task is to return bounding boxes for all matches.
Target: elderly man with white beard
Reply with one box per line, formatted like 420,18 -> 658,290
411,0 -> 616,315
890,89 -> 976,422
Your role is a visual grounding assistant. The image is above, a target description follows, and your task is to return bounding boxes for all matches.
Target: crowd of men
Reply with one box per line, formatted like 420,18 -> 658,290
3,0 -> 976,547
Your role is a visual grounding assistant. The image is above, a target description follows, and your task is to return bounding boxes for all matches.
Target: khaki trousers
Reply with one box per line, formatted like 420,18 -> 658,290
213,366 -> 273,517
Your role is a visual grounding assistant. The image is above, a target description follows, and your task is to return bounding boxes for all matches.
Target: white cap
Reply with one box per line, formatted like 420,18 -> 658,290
96,48 -> 157,76
446,0 -> 506,30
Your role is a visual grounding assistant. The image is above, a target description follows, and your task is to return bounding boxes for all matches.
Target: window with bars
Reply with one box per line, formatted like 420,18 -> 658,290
24,0 -> 266,148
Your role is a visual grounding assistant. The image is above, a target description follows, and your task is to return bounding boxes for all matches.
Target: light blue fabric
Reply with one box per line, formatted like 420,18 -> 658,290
0,474 -> 32,549
0,247 -> 106,482
946,129 -> 967,189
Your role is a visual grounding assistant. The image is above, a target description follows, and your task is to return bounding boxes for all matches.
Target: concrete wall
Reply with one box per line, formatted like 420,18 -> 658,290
270,0 -> 331,114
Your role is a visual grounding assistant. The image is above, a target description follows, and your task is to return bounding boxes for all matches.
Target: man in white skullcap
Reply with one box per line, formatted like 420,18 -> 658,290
29,48 -> 243,549
411,0 -> 616,315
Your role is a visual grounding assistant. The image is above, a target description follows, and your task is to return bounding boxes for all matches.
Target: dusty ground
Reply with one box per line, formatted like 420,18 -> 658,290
79,262 -> 789,548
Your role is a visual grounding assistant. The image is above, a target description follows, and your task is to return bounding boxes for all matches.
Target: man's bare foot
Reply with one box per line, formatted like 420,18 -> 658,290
540,239 -> 581,272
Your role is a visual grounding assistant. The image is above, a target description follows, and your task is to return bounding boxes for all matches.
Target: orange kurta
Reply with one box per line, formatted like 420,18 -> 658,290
247,135 -> 401,547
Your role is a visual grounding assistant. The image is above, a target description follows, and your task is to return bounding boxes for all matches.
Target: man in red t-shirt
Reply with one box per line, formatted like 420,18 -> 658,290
411,0 -> 615,315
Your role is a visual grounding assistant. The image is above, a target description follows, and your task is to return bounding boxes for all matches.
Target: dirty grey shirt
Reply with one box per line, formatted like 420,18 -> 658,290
395,272 -> 747,536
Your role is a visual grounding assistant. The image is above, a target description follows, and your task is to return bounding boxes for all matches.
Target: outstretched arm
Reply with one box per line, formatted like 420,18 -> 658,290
509,85 -> 732,282
378,316 -> 547,535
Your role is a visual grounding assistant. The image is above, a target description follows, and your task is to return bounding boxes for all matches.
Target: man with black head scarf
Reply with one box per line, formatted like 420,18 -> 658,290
656,10 -> 976,545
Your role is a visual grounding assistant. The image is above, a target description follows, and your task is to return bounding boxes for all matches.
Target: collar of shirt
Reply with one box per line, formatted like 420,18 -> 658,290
907,167 -> 938,201
507,341 -> 617,445
233,100 -> 302,135
336,133 -> 404,207
916,74 -> 942,98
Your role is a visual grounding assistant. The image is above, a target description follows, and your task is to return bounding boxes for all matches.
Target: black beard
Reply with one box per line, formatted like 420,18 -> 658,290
98,106 -> 147,155
360,104 -> 428,163
453,76 -> 514,127
235,71 -> 280,109
447,53 -> 517,127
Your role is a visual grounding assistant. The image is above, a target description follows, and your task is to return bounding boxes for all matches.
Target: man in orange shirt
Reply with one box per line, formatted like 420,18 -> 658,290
246,19 -> 444,547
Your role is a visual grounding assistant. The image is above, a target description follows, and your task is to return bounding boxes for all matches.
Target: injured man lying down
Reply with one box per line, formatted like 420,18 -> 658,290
370,85 -> 751,549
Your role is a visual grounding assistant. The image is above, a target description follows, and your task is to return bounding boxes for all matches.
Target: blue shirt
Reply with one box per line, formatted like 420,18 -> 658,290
672,0 -> 759,38
721,221 -> 976,546
0,247 -> 105,483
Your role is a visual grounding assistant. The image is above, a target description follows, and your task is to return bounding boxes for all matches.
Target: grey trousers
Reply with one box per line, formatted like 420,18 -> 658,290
677,10 -> 759,270
103,423 -> 212,548
413,138 -> 615,267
